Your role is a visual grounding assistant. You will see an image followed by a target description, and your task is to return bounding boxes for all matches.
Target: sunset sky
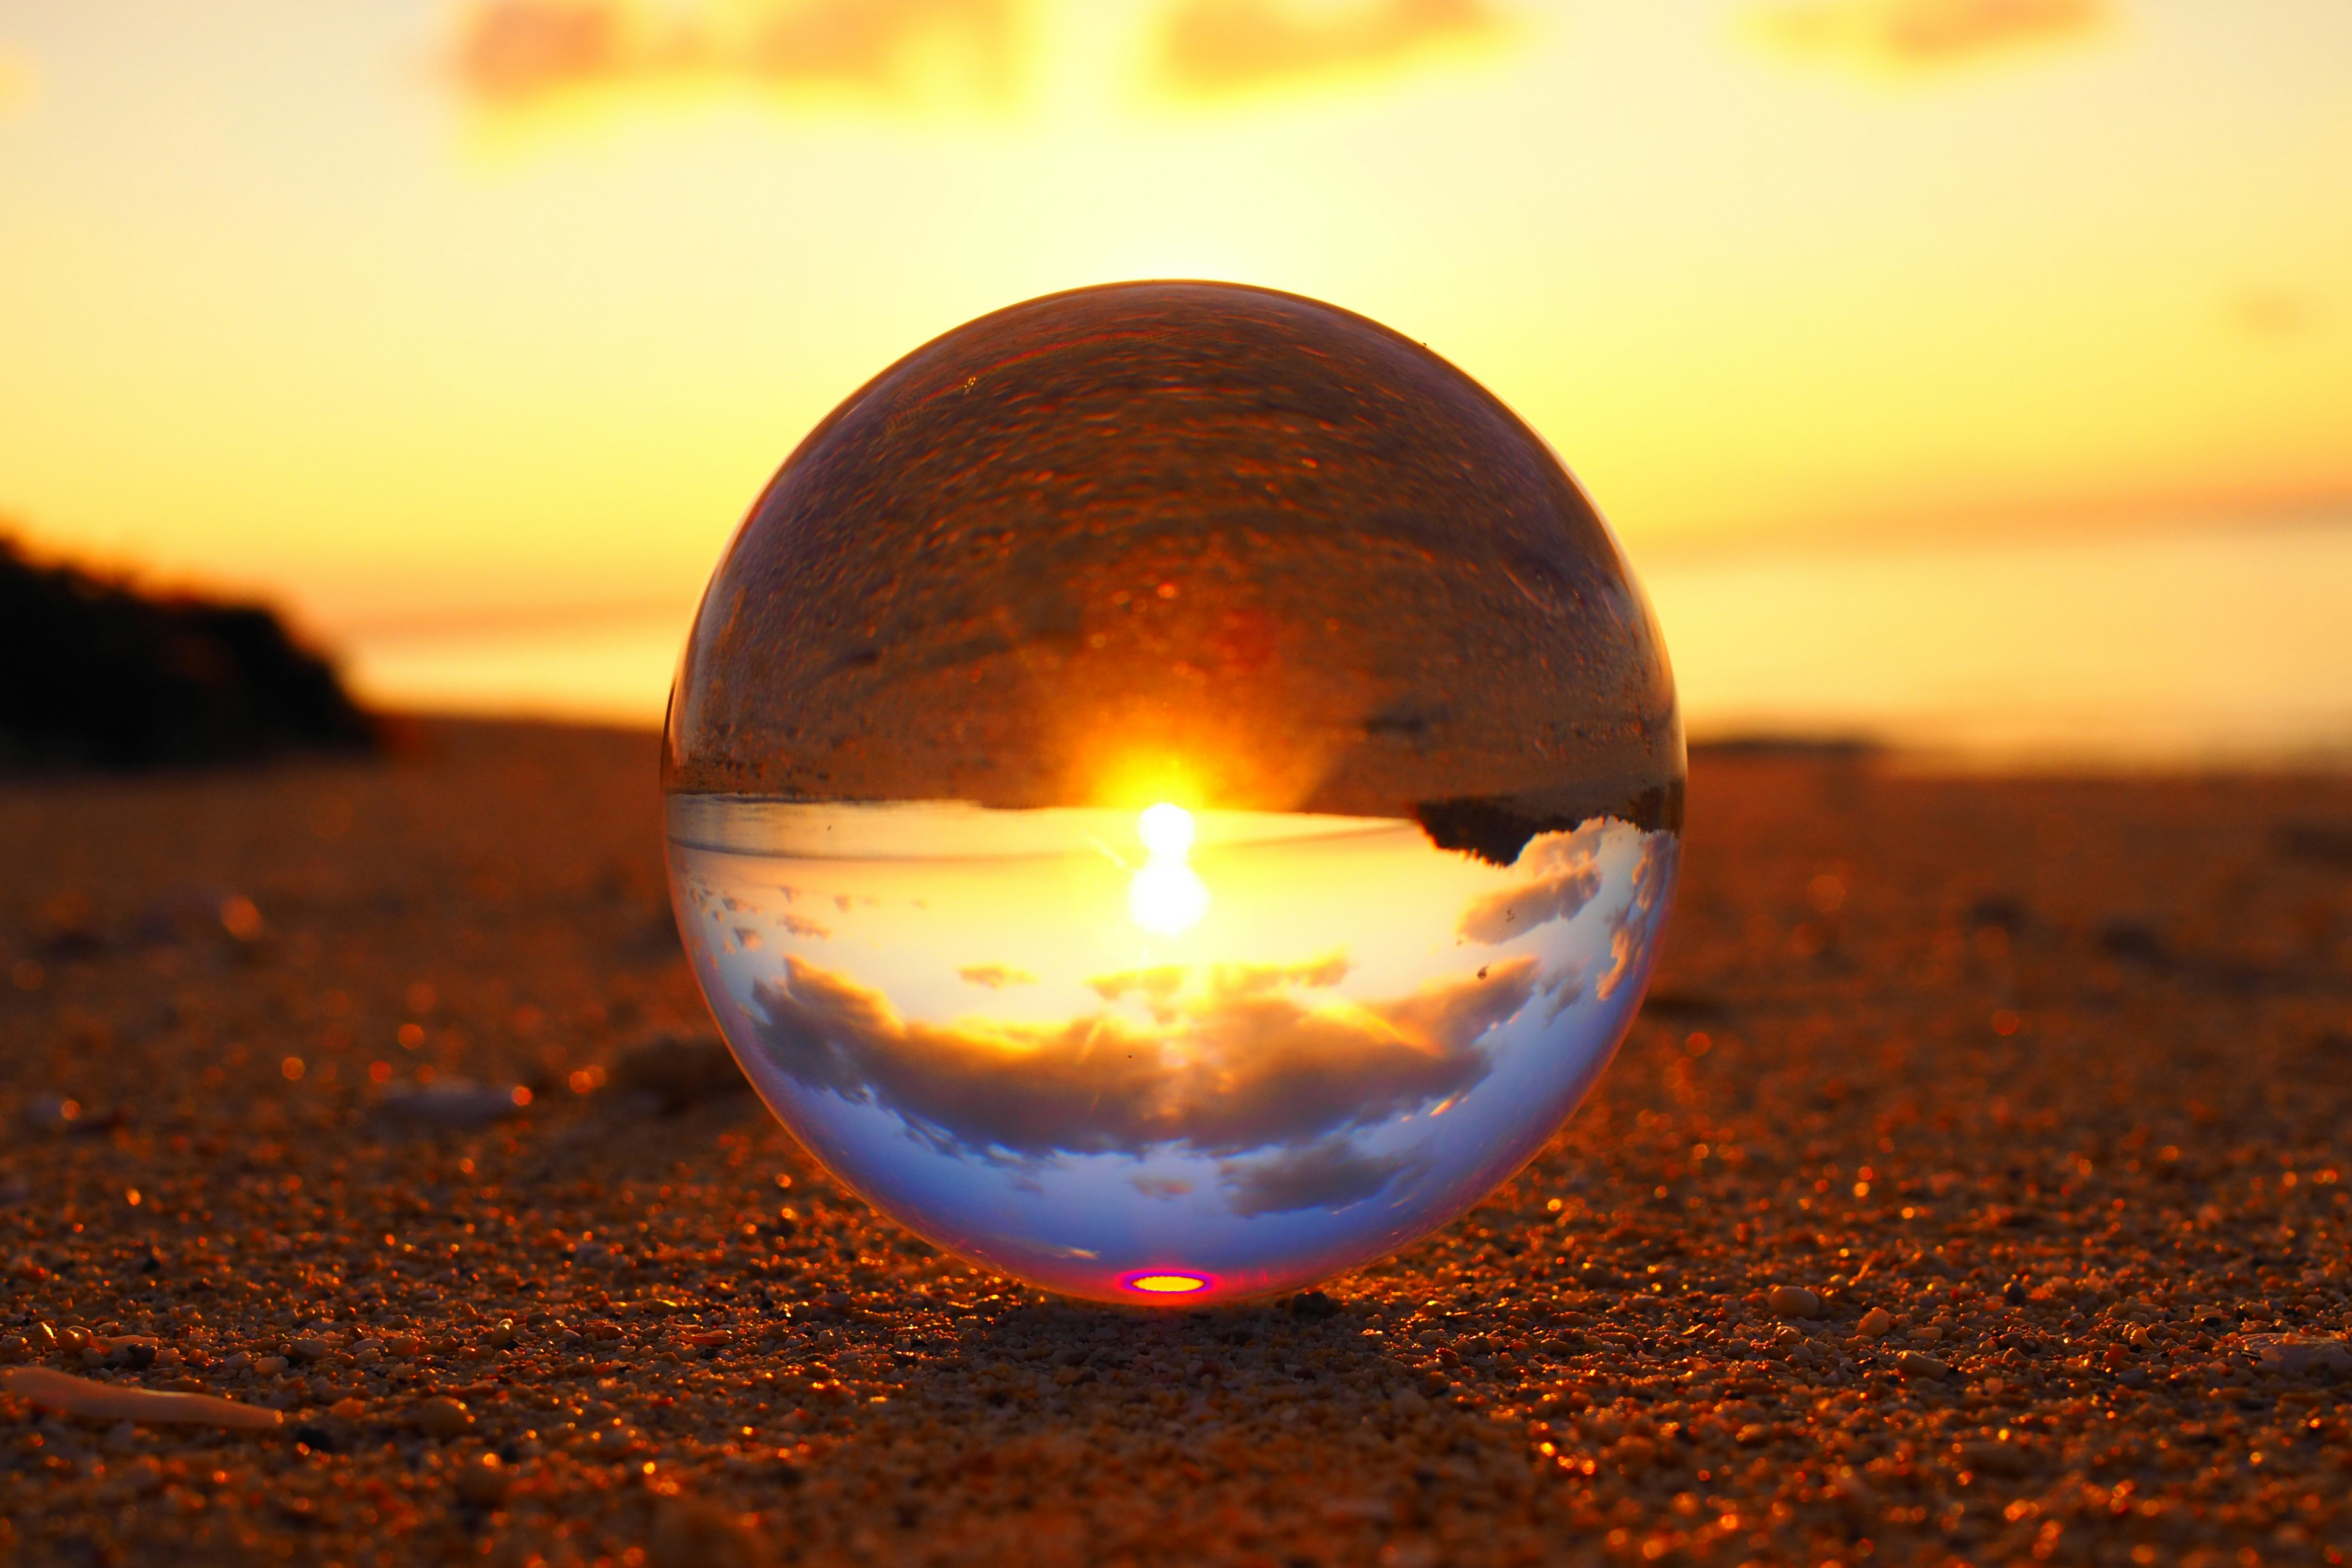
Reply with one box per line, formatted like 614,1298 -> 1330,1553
1,1 -> 2347,722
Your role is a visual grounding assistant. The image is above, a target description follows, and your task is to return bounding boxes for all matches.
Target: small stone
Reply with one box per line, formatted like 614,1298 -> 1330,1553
414,1396 -> 473,1438
647,1497 -> 766,1568
104,1338 -> 159,1370
609,1033 -> 752,1117
253,1355 -> 290,1376
374,1081 -> 531,1130
21,1094 -> 83,1136
288,1336 -> 332,1362
1288,1290 -> 1339,1320
2247,1335 -> 2352,1375
1766,1285 -> 1822,1321
1391,1387 -> 1430,1412
0,1366 -> 282,1429
1893,1350 -> 1951,1378
453,1453 -> 510,1506
1856,1308 -> 1894,1338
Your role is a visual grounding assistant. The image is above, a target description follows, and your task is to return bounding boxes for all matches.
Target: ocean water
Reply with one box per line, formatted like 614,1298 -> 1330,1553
665,797 -> 1676,1303
1645,517 -> 2352,767
342,517 -> 2352,768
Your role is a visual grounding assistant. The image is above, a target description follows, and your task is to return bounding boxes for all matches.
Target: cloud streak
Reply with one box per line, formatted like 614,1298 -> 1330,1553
957,963 -> 1037,989
0,47 -> 34,117
1220,1136 -> 1424,1216
2230,290 -> 2320,340
1747,0 -> 2107,73
1158,0 -> 1503,97
447,0 -> 1017,109
743,951 -> 1537,1163
1457,824 -> 1604,944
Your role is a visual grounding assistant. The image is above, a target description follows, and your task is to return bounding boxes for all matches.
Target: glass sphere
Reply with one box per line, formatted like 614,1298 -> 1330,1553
665,282 -> 1682,1305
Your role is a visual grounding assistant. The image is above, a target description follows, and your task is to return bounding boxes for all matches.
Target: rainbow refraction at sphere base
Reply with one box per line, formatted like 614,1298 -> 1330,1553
664,282 -> 1684,1305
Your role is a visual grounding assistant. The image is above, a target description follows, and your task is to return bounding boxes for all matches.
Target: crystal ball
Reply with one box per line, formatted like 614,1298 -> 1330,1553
665,282 -> 1682,1304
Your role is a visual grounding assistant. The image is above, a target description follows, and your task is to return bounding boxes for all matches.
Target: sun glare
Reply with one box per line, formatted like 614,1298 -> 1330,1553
1137,801 -> 1197,859
1128,803 -> 1208,935
1123,1272 -> 1210,1295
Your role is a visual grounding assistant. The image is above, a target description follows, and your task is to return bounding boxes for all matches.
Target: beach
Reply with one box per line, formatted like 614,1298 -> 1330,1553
2,720 -> 2348,1566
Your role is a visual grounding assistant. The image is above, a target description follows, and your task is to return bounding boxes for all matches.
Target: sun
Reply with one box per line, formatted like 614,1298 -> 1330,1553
1128,803 -> 1208,935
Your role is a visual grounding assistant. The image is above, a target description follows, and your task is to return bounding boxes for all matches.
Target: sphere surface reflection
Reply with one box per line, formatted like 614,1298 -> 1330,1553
666,282 -> 1683,1304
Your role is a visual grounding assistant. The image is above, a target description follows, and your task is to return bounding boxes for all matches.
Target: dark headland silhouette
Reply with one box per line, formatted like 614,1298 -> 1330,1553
1,533 -> 379,769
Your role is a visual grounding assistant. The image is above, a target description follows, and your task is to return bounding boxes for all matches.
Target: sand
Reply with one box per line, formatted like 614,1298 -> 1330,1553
2,720 -> 2348,1567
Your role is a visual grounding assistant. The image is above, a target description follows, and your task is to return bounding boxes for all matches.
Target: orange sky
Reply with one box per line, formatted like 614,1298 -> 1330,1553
0,0 -> 2346,639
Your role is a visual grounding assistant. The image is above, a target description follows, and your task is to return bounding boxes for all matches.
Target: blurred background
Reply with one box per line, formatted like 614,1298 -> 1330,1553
2,0 -> 2347,767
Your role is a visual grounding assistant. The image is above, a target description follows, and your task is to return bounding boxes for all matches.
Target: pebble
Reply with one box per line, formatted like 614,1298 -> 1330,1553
452,1453 -> 510,1506
1765,1284 -> 1821,1320
1855,1306 -> 1893,1338
413,1395 -> 472,1438
0,1366 -> 282,1429
20,1093 -> 83,1135
2246,1335 -> 2352,1375
372,1081 -> 532,1129
608,1033 -> 753,1115
647,1498 -> 766,1568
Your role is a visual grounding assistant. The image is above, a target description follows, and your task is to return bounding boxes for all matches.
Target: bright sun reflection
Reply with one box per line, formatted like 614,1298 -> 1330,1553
1128,803 -> 1209,935
1123,1272 -> 1210,1295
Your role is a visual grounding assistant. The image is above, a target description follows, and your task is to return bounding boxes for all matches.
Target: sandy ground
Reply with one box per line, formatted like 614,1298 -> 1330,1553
1,721 -> 2348,1567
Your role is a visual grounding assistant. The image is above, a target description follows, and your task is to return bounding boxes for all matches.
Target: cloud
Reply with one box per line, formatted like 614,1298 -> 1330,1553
1090,952 -> 1348,1020
0,47 -> 34,116
1594,834 -> 1676,1003
1219,1136 -> 1423,1216
1157,0 -> 1503,97
447,0 -> 1017,109
1457,824 -> 1605,945
957,963 -> 1037,989
1747,0 -> 2106,73
1445,822 -> 1673,1019
2231,290 -> 2320,339
742,951 -> 1537,1164
1130,1174 -> 1196,1199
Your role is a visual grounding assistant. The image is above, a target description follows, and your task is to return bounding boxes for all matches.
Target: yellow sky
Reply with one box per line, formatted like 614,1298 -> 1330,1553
0,0 -> 2346,637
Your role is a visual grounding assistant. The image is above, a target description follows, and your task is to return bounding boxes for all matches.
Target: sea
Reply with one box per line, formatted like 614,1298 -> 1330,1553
342,514 -> 2352,771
